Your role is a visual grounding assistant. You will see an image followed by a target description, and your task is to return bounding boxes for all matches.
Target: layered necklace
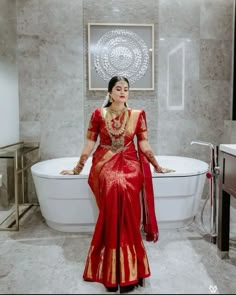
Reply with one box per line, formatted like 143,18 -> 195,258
105,106 -> 129,152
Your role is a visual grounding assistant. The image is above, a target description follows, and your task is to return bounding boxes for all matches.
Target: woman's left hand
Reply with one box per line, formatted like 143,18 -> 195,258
154,167 -> 175,173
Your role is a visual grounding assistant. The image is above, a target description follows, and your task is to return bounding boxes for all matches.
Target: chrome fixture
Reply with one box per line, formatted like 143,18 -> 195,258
191,140 -> 220,244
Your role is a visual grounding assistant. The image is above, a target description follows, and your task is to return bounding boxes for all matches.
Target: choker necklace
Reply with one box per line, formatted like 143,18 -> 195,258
108,106 -> 127,116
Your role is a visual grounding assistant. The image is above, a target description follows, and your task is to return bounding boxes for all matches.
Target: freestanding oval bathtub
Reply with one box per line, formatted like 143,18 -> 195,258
31,156 -> 208,232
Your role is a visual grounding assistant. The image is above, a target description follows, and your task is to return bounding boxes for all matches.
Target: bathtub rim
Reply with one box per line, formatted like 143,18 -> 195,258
31,155 -> 209,179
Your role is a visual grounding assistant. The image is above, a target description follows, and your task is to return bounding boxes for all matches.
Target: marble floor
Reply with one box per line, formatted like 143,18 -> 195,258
0,203 -> 236,294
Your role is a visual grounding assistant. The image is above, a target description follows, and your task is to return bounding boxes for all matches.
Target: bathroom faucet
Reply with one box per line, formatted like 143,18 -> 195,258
191,140 -> 214,150
191,140 -> 219,244
191,140 -> 219,175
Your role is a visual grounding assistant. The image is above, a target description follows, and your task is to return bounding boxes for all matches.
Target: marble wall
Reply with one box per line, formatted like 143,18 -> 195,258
17,0 -> 84,160
17,0 -> 234,165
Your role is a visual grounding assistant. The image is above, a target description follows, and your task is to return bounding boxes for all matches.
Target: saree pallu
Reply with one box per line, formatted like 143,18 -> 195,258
83,108 -> 158,288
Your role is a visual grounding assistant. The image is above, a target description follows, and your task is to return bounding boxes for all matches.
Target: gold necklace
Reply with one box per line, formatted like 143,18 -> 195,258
105,108 -> 129,136
108,107 -> 127,116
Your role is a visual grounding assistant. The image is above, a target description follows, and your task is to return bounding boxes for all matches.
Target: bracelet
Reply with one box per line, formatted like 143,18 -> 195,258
155,166 -> 163,173
73,168 -> 78,175
73,154 -> 88,175
73,163 -> 83,174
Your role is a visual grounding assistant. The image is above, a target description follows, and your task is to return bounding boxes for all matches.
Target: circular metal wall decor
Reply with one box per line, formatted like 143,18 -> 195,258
94,29 -> 150,85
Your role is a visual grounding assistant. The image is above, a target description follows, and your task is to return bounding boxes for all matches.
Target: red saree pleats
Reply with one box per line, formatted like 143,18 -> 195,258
83,144 -> 151,287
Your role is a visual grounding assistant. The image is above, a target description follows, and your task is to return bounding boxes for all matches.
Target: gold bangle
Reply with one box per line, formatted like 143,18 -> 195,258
73,168 -> 79,175
156,166 -> 163,173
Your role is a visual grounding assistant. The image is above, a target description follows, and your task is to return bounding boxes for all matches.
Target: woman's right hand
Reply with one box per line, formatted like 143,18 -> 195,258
60,169 -> 75,175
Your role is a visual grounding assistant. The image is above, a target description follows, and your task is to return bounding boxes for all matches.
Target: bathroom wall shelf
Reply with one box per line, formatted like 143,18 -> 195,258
0,141 -> 40,231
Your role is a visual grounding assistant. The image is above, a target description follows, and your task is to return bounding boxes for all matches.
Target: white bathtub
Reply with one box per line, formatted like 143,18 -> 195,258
31,156 -> 208,232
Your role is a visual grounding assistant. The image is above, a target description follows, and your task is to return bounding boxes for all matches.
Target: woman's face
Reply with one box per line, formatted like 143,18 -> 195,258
110,81 -> 129,104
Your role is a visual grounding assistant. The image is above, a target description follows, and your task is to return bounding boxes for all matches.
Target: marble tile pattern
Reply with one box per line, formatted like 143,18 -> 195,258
14,0 -> 234,196
200,0 -> 234,41
159,0 -> 200,39
16,0 -> 84,160
0,0 -> 17,57
16,0 -> 234,155
0,203 -> 236,294
223,120 -> 236,144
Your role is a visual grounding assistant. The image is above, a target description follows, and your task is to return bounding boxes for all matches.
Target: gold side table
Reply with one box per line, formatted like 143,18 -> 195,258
0,141 -> 40,231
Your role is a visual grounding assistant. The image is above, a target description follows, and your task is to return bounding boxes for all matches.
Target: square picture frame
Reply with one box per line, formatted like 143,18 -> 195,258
88,23 -> 154,91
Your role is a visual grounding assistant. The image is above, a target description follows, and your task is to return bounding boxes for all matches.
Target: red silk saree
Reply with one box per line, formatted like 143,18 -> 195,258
83,108 -> 158,288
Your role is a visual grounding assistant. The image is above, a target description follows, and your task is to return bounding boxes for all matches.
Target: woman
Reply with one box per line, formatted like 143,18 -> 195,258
61,76 -> 174,293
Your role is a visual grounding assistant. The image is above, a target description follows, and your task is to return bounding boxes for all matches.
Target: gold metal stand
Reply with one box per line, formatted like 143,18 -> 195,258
0,141 -> 40,231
